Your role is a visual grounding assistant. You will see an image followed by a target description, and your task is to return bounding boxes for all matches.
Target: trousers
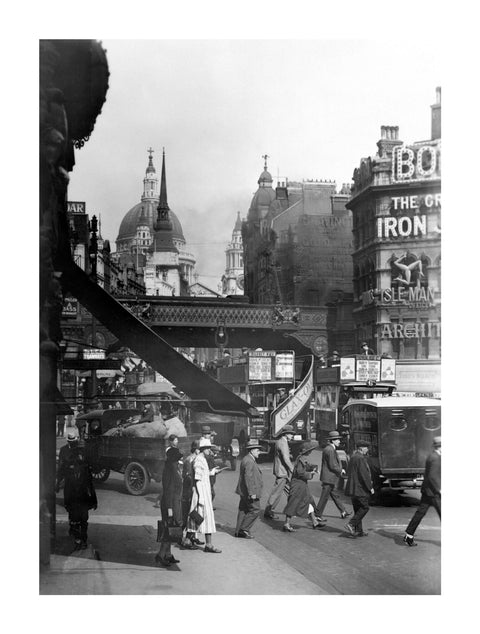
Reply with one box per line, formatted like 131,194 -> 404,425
350,496 -> 370,532
405,493 -> 441,536
266,476 -> 288,510
68,504 -> 89,542
315,482 -> 345,516
235,498 -> 261,533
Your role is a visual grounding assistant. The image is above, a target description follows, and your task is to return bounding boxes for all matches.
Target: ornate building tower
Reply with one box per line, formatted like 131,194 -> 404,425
144,149 -> 184,296
115,149 -> 196,294
221,212 -> 244,295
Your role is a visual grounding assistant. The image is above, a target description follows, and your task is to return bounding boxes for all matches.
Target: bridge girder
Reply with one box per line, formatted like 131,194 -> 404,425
117,296 -> 328,355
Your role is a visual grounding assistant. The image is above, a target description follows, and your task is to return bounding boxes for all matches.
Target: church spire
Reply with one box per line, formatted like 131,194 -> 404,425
158,148 -> 169,215
152,148 -> 176,251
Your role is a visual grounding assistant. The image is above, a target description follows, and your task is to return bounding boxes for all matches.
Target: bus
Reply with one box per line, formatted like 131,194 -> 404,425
341,396 -> 441,490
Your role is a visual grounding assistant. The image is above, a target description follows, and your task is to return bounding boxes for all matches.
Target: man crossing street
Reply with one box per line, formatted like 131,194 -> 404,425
235,440 -> 263,538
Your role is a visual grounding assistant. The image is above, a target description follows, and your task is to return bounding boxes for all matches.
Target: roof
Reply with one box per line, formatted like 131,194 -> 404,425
116,200 -> 185,243
344,396 -> 441,408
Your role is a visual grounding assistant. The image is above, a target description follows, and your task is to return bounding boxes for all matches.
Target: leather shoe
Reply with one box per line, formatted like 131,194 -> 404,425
264,511 -> 277,519
341,510 -> 351,519
204,545 -> 222,553
283,524 -> 297,532
191,537 -> 204,545
235,530 -> 253,539
403,535 -> 417,547
154,554 -> 171,566
344,522 -> 356,536
312,521 -> 326,529
167,555 -> 180,563
315,515 -> 327,522
355,530 -> 368,537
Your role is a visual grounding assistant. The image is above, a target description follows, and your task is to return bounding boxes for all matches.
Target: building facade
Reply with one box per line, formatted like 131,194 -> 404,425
347,89 -> 441,380
242,158 -> 354,356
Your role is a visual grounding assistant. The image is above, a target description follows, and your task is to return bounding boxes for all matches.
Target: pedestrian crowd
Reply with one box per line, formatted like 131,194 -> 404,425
55,421 -> 441,562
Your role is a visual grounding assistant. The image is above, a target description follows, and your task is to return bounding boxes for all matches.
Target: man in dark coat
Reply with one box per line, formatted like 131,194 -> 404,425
404,436 -> 441,547
314,430 -> 350,521
56,432 -> 97,549
235,440 -> 263,538
344,440 -> 374,537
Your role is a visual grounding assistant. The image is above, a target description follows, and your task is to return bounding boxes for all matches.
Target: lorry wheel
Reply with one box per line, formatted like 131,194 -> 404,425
91,466 -> 110,483
230,457 -> 237,471
124,461 -> 150,495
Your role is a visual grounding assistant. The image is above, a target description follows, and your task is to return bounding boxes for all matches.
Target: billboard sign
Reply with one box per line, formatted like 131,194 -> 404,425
248,350 -> 294,382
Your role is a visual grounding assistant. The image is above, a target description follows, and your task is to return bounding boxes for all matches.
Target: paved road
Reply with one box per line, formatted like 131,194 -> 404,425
54,443 -> 441,594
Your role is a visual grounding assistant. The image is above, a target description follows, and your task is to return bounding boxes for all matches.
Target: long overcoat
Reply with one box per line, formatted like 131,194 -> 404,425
57,445 -> 97,512
186,452 -> 216,534
161,452 -> 184,525
283,455 -> 317,518
235,452 -> 263,499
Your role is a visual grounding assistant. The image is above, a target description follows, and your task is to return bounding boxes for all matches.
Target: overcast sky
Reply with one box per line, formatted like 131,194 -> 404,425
67,39 -> 440,290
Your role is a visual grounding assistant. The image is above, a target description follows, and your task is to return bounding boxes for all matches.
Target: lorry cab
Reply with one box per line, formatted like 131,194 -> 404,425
341,396 -> 441,490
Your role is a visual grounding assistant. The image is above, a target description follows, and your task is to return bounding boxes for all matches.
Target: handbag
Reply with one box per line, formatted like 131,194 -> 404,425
157,519 -> 183,544
189,507 -> 204,527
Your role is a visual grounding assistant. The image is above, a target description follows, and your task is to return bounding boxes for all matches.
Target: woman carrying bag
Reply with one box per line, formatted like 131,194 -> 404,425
283,440 -> 327,532
186,438 -> 222,553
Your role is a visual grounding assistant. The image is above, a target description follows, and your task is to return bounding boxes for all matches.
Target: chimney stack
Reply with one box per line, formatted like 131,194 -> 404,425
431,86 -> 441,140
376,125 -> 402,157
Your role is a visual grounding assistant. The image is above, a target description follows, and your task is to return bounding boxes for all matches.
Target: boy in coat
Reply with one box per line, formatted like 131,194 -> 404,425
344,440 -> 374,537
314,430 -> 350,521
235,439 -> 263,538
404,436 -> 441,547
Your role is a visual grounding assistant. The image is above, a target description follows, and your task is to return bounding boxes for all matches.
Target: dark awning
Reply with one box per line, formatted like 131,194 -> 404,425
60,261 -> 257,417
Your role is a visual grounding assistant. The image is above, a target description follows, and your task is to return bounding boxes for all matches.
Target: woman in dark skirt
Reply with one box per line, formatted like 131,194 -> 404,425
283,440 -> 326,532
155,447 -> 184,566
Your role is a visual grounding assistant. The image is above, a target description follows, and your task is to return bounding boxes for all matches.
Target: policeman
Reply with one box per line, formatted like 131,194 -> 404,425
56,432 -> 98,549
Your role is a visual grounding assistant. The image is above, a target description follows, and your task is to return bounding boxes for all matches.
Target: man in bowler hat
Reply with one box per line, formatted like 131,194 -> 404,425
235,439 -> 263,538
404,436 -> 441,547
344,440 -> 374,537
314,430 -> 350,521
264,424 -> 295,519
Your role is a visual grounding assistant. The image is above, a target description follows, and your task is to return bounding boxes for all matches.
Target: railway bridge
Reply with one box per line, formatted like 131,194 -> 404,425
116,295 -> 329,355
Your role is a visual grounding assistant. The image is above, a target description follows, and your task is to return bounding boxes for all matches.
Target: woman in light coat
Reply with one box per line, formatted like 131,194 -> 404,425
187,438 -> 222,553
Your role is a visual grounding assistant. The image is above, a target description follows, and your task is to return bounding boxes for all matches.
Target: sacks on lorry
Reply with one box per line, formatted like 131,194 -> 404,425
122,417 -> 168,438
163,416 -> 187,438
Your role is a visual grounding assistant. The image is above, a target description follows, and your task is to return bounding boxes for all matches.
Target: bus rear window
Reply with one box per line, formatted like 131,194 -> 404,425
381,407 -> 441,432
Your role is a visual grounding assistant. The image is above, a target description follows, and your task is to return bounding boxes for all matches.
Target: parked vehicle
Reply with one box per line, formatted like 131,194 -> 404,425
341,396 -> 441,490
75,408 -> 194,495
